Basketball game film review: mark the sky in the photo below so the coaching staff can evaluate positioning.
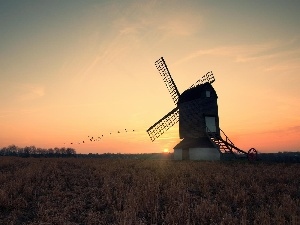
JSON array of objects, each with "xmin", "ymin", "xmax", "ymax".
[{"xmin": 0, "ymin": 0, "xmax": 300, "ymax": 154}]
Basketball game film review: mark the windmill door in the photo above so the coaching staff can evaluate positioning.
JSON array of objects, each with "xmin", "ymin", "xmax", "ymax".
[{"xmin": 205, "ymin": 116, "xmax": 216, "ymax": 132}]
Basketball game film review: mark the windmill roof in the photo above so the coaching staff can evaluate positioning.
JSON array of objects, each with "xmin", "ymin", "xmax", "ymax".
[
  {"xmin": 178, "ymin": 82, "xmax": 216, "ymax": 104},
  {"xmin": 173, "ymin": 137, "xmax": 215, "ymax": 149}
]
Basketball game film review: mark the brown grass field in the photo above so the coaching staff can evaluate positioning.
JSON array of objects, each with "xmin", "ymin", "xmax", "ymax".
[{"xmin": 0, "ymin": 157, "xmax": 299, "ymax": 224}]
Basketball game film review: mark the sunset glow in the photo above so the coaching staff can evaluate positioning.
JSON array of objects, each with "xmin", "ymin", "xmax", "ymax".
[
  {"xmin": 0, "ymin": 1, "xmax": 299, "ymax": 153},
  {"xmin": 163, "ymin": 149, "xmax": 170, "ymax": 153}
]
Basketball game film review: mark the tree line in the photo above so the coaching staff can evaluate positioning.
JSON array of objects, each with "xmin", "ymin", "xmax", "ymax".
[
  {"xmin": 0, "ymin": 145, "xmax": 173, "ymax": 160},
  {"xmin": 0, "ymin": 145, "xmax": 76, "ymax": 158}
]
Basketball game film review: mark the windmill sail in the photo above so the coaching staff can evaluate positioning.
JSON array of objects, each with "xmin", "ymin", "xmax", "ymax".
[
  {"xmin": 189, "ymin": 71, "xmax": 215, "ymax": 89},
  {"xmin": 147, "ymin": 107, "xmax": 179, "ymax": 142},
  {"xmin": 155, "ymin": 57, "xmax": 180, "ymax": 104}
]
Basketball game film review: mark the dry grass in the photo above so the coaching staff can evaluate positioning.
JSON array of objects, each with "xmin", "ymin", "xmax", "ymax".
[{"xmin": 0, "ymin": 157, "xmax": 299, "ymax": 224}]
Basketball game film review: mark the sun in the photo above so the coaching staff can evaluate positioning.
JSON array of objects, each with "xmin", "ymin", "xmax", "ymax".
[{"xmin": 163, "ymin": 148, "xmax": 169, "ymax": 153}]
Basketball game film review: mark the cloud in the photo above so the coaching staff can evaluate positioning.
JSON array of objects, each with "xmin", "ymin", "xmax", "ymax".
[
  {"xmin": 76, "ymin": 0, "xmax": 204, "ymax": 81},
  {"xmin": 19, "ymin": 84, "xmax": 45, "ymax": 101},
  {"xmin": 0, "ymin": 110, "xmax": 16, "ymax": 118},
  {"xmin": 114, "ymin": 1, "xmax": 203, "ymax": 39},
  {"xmin": 174, "ymin": 41, "xmax": 281, "ymax": 65},
  {"xmin": 289, "ymin": 125, "xmax": 300, "ymax": 133},
  {"xmin": 264, "ymin": 59, "xmax": 300, "ymax": 72},
  {"xmin": 255, "ymin": 125, "xmax": 300, "ymax": 135},
  {"xmin": 156, "ymin": 12, "xmax": 203, "ymax": 37},
  {"xmin": 237, "ymin": 38, "xmax": 300, "ymax": 64},
  {"xmin": 174, "ymin": 37, "xmax": 300, "ymax": 68}
]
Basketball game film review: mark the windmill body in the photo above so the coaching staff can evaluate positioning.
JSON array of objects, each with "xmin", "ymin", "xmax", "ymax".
[
  {"xmin": 174, "ymin": 82, "xmax": 221, "ymax": 160},
  {"xmin": 178, "ymin": 82, "xmax": 220, "ymax": 139},
  {"xmin": 147, "ymin": 57, "xmax": 257, "ymax": 161}
]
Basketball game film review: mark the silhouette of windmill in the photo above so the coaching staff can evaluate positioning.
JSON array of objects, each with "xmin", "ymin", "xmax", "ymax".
[{"xmin": 147, "ymin": 57, "xmax": 257, "ymax": 160}]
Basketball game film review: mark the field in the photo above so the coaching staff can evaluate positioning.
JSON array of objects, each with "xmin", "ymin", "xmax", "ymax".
[{"xmin": 0, "ymin": 157, "xmax": 299, "ymax": 224}]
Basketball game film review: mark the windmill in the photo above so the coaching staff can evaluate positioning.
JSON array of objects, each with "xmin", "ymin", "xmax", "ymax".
[{"xmin": 147, "ymin": 57, "xmax": 257, "ymax": 160}]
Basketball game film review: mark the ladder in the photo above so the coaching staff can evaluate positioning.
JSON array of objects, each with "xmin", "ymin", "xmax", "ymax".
[{"xmin": 206, "ymin": 127, "xmax": 249, "ymax": 158}]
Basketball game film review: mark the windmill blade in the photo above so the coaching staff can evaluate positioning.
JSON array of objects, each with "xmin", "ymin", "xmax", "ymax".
[
  {"xmin": 189, "ymin": 71, "xmax": 215, "ymax": 89},
  {"xmin": 155, "ymin": 57, "xmax": 180, "ymax": 104},
  {"xmin": 147, "ymin": 107, "xmax": 179, "ymax": 142}
]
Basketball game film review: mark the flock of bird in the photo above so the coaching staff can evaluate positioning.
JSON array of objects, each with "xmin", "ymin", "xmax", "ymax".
[{"xmin": 65, "ymin": 129, "xmax": 136, "ymax": 145}]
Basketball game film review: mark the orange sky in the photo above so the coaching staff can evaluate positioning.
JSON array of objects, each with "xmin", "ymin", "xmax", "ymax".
[{"xmin": 0, "ymin": 1, "xmax": 300, "ymax": 153}]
